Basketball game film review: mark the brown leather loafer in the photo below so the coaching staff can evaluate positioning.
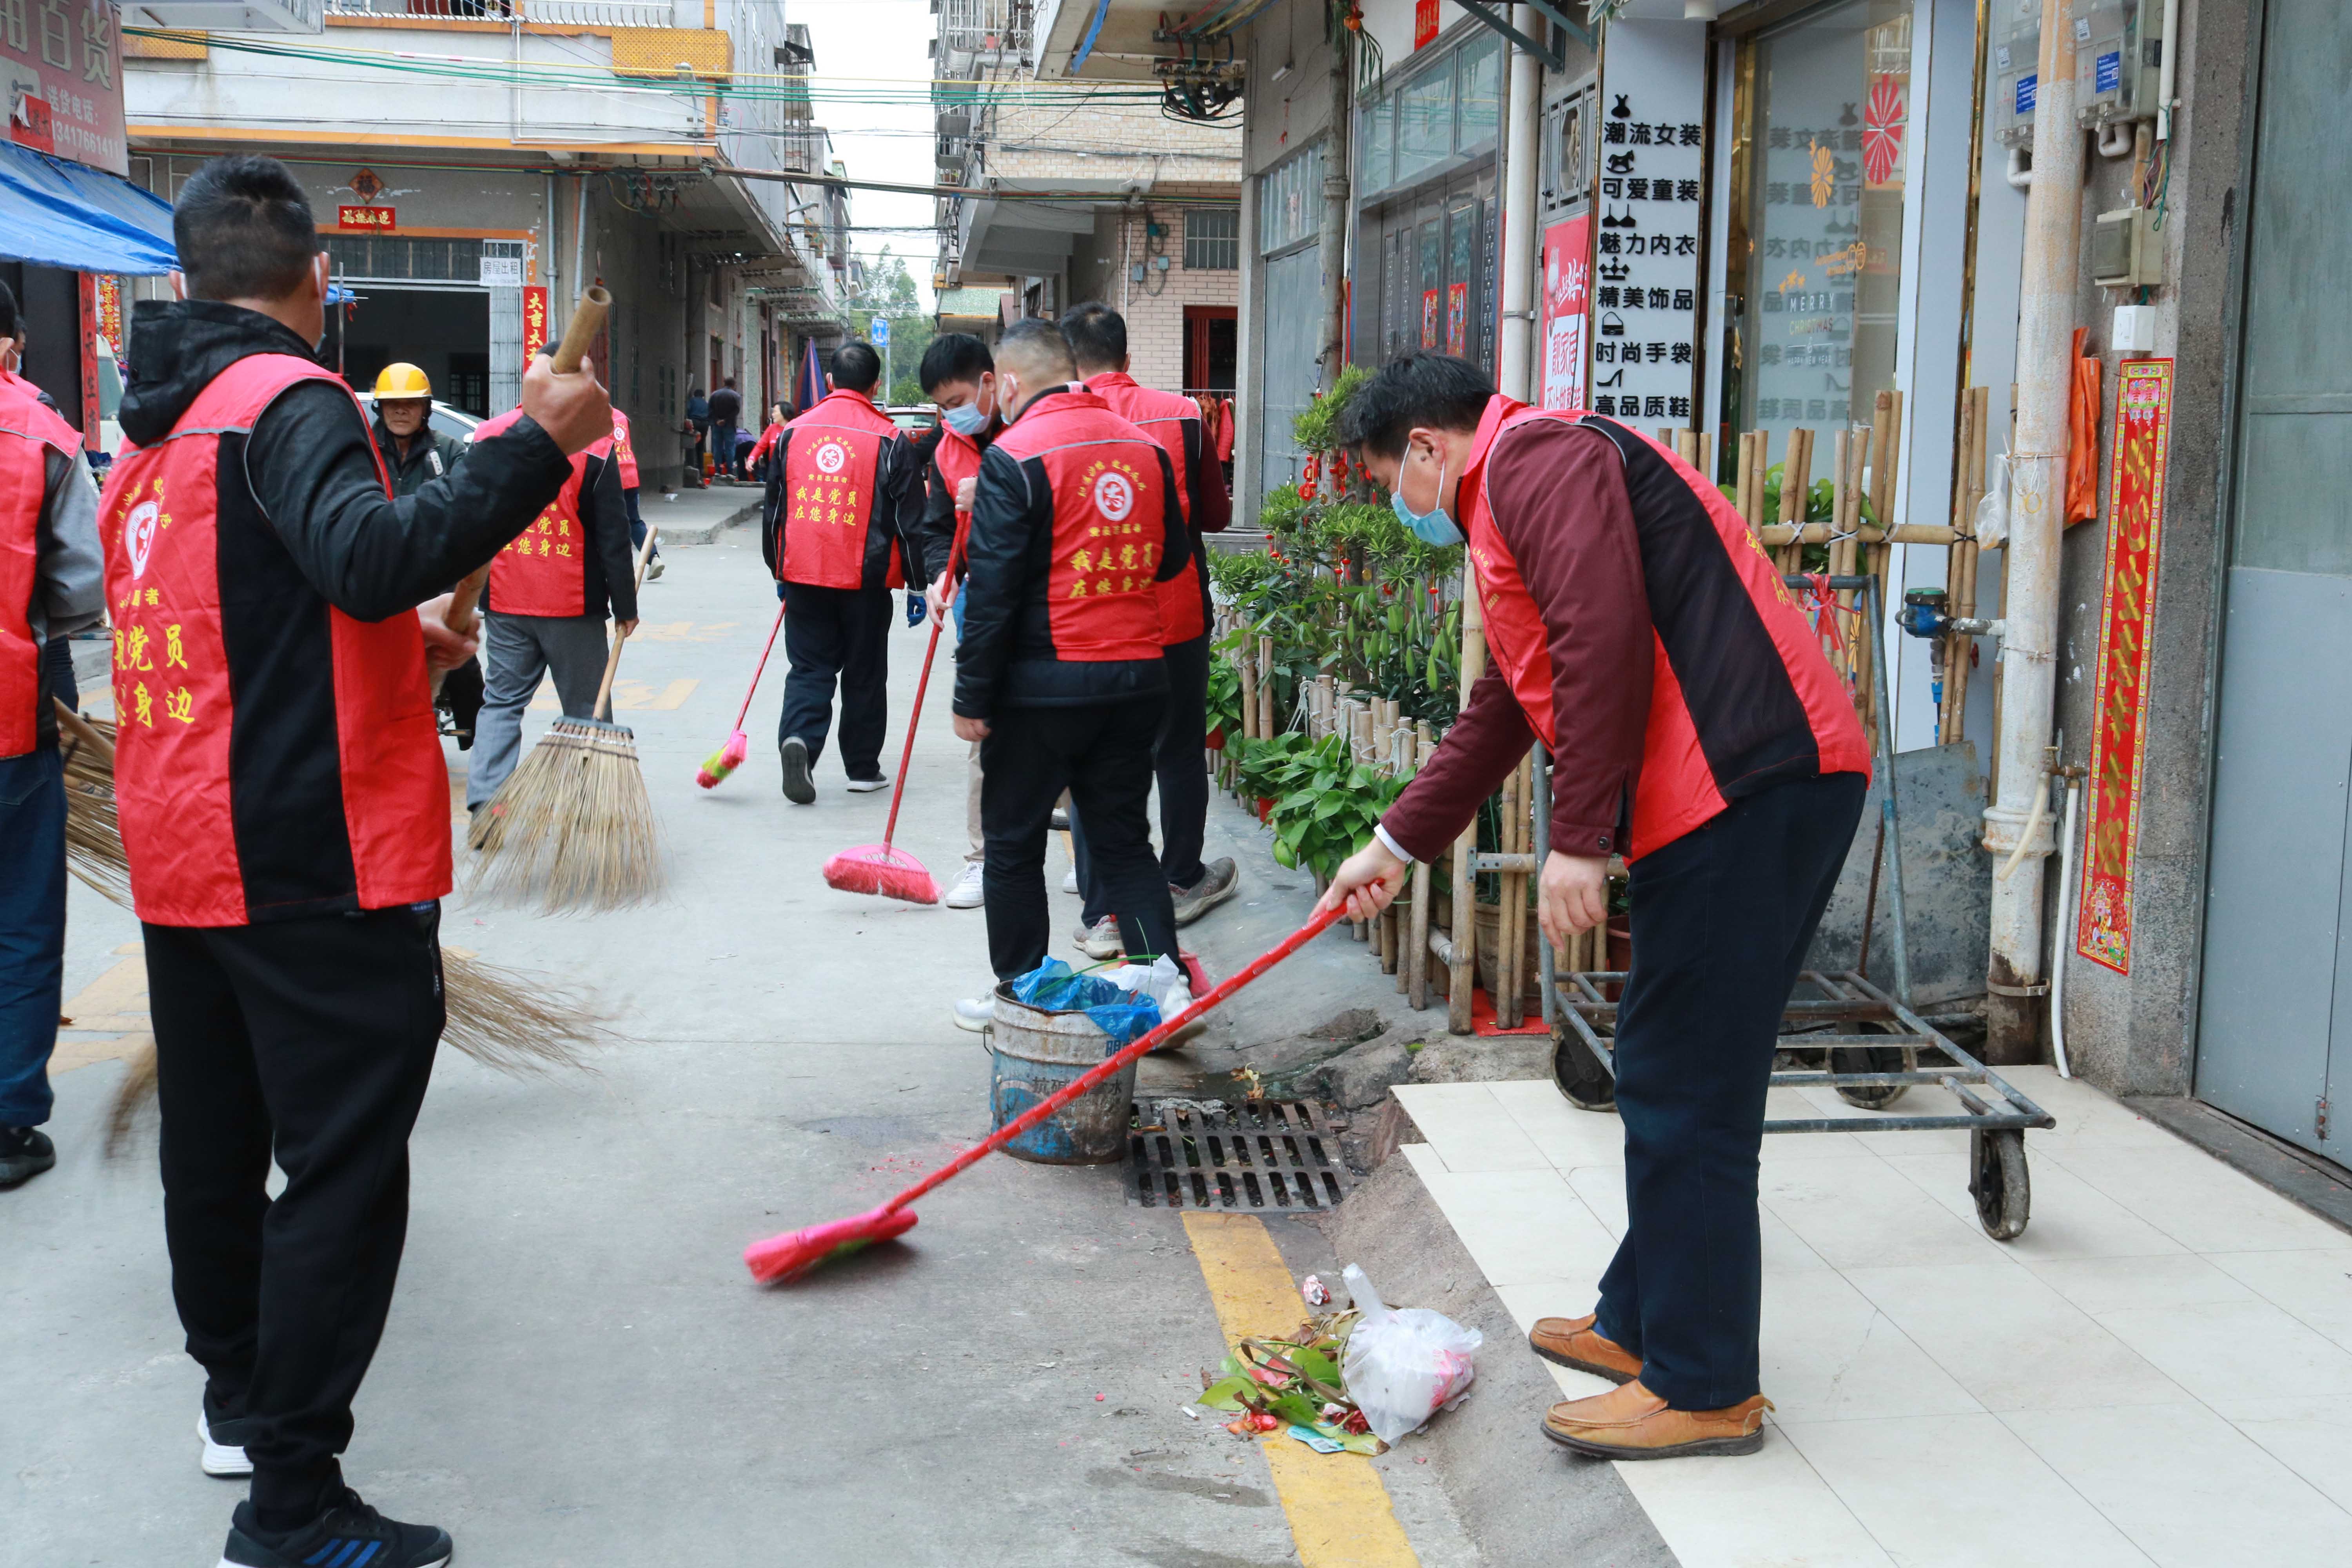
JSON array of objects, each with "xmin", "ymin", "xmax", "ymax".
[
  {"xmin": 1526, "ymin": 1314, "xmax": 1642, "ymax": 1385},
  {"xmin": 1541, "ymin": 1378, "xmax": 1773, "ymax": 1459}
]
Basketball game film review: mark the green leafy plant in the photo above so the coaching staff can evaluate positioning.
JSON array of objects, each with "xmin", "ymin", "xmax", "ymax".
[
  {"xmin": 1291, "ymin": 363, "xmax": 1375, "ymax": 455},
  {"xmin": 1205, "ymin": 654, "xmax": 1243, "ymax": 744},
  {"xmin": 1242, "ymin": 733, "xmax": 1412, "ymax": 880}
]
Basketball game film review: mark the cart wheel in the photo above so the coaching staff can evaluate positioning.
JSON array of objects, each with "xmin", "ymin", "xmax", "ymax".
[
  {"xmin": 1554, "ymin": 1028, "xmax": 1617, "ymax": 1114},
  {"xmin": 1969, "ymin": 1129, "xmax": 2031, "ymax": 1240},
  {"xmin": 1831, "ymin": 1043, "xmax": 1910, "ymax": 1110}
]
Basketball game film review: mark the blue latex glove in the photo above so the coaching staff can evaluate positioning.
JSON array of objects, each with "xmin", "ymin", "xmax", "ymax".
[
  {"xmin": 776, "ymin": 581, "xmax": 786, "ymax": 602},
  {"xmin": 906, "ymin": 592, "xmax": 927, "ymax": 628}
]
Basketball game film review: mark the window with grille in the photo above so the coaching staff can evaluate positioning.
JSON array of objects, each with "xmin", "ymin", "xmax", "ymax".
[{"xmin": 1183, "ymin": 208, "xmax": 1239, "ymax": 270}]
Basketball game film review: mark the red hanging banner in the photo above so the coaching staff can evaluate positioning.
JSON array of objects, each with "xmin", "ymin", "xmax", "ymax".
[
  {"xmin": 1538, "ymin": 214, "xmax": 1592, "ymax": 410},
  {"xmin": 522, "ymin": 286, "xmax": 550, "ymax": 368},
  {"xmin": 2074, "ymin": 358, "xmax": 2173, "ymax": 976},
  {"xmin": 1413, "ymin": 0, "xmax": 1439, "ymax": 50}
]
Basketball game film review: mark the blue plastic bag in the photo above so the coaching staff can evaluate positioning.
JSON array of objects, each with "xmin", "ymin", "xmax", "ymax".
[{"xmin": 1009, "ymin": 958, "xmax": 1163, "ymax": 1049}]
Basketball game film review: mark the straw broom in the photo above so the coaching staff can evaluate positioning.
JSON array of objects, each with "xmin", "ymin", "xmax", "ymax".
[
  {"xmin": 54, "ymin": 702, "xmax": 130, "ymax": 905},
  {"xmin": 466, "ymin": 525, "xmax": 661, "ymax": 912}
]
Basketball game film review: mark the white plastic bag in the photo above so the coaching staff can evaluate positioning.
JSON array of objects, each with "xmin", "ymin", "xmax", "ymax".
[
  {"xmin": 1975, "ymin": 445, "xmax": 2011, "ymax": 550},
  {"xmin": 1105, "ymin": 955, "xmax": 1189, "ymax": 1013},
  {"xmin": 1339, "ymin": 1264, "xmax": 1482, "ymax": 1444}
]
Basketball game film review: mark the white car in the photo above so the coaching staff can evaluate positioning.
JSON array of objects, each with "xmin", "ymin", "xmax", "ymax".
[{"xmin": 357, "ymin": 394, "xmax": 483, "ymax": 444}]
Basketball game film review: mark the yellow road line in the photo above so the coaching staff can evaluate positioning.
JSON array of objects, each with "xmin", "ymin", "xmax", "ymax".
[{"xmin": 1183, "ymin": 1212, "xmax": 1420, "ymax": 1568}]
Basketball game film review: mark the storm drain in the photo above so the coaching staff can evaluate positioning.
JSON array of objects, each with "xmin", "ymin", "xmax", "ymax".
[{"xmin": 1125, "ymin": 1099, "xmax": 1352, "ymax": 1211}]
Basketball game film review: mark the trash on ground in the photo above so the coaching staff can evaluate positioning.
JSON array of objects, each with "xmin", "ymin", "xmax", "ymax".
[
  {"xmin": 1287, "ymin": 1425, "xmax": 1345, "ymax": 1453},
  {"xmin": 1339, "ymin": 1263, "xmax": 1481, "ymax": 1445},
  {"xmin": 1009, "ymin": 958, "xmax": 1162, "ymax": 1046},
  {"xmin": 1197, "ymin": 1308, "xmax": 1382, "ymax": 1455},
  {"xmin": 1301, "ymin": 1273, "xmax": 1331, "ymax": 1307}
]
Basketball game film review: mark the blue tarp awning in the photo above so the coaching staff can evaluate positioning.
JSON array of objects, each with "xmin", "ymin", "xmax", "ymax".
[{"xmin": 0, "ymin": 141, "xmax": 176, "ymax": 276}]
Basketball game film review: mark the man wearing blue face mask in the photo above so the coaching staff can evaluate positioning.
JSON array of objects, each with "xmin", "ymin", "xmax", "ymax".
[
  {"xmin": 1318, "ymin": 353, "xmax": 1869, "ymax": 1466},
  {"xmin": 915, "ymin": 333, "xmax": 1002, "ymax": 911}
]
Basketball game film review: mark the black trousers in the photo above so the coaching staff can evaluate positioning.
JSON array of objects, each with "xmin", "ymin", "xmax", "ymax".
[
  {"xmin": 981, "ymin": 700, "xmax": 1178, "ymax": 981},
  {"xmin": 779, "ymin": 581, "xmax": 892, "ymax": 779},
  {"xmin": 1593, "ymin": 770, "xmax": 1866, "ymax": 1411},
  {"xmin": 145, "ymin": 903, "xmax": 445, "ymax": 1523},
  {"xmin": 1067, "ymin": 634, "xmax": 1210, "ymax": 923}
]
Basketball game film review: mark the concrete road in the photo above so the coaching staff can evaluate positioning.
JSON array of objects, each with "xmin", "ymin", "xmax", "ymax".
[{"xmin": 4, "ymin": 531, "xmax": 1483, "ymax": 1566}]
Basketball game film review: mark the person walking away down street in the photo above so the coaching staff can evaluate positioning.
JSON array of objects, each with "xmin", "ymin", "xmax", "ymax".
[
  {"xmin": 683, "ymin": 385, "xmax": 709, "ymax": 486},
  {"xmin": 97, "ymin": 154, "xmax": 610, "ymax": 1568},
  {"xmin": 915, "ymin": 332, "xmax": 1001, "ymax": 911},
  {"xmin": 762, "ymin": 341, "xmax": 922, "ymax": 803},
  {"xmin": 0, "ymin": 278, "xmax": 104, "ymax": 1190},
  {"xmin": 609, "ymin": 404, "xmax": 660, "ymax": 579},
  {"xmin": 708, "ymin": 376, "xmax": 743, "ymax": 481},
  {"xmin": 369, "ymin": 362, "xmax": 485, "ymax": 751},
  {"xmin": 1058, "ymin": 303, "xmax": 1237, "ymax": 960},
  {"xmin": 947, "ymin": 318, "xmax": 1188, "ymax": 1031},
  {"xmin": 1316, "ymin": 353, "xmax": 1868, "ymax": 1462},
  {"xmin": 464, "ymin": 393, "xmax": 639, "ymax": 826}
]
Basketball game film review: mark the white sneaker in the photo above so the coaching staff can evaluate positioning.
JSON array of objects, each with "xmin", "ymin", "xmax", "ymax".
[
  {"xmin": 1073, "ymin": 916, "xmax": 1124, "ymax": 961},
  {"xmin": 1061, "ymin": 866, "xmax": 1080, "ymax": 895},
  {"xmin": 953, "ymin": 995, "xmax": 995, "ymax": 1032},
  {"xmin": 198, "ymin": 1406, "xmax": 252, "ymax": 1478},
  {"xmin": 944, "ymin": 862, "xmax": 986, "ymax": 909},
  {"xmin": 845, "ymin": 773, "xmax": 891, "ymax": 793}
]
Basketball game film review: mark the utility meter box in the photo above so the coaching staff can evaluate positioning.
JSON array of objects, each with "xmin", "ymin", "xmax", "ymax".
[
  {"xmin": 1992, "ymin": 0, "xmax": 2044, "ymax": 151},
  {"xmin": 2076, "ymin": 0, "xmax": 2167, "ymax": 126},
  {"xmin": 2092, "ymin": 207, "xmax": 2164, "ymax": 288}
]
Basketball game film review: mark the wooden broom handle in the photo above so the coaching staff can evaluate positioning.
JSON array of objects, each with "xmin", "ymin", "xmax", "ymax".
[
  {"xmin": 550, "ymin": 285, "xmax": 610, "ymax": 375},
  {"xmin": 53, "ymin": 698, "xmax": 114, "ymax": 765},
  {"xmin": 592, "ymin": 525, "xmax": 659, "ymax": 722}
]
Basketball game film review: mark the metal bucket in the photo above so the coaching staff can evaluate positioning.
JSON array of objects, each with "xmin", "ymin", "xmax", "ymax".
[{"xmin": 988, "ymin": 983, "xmax": 1136, "ymax": 1165}]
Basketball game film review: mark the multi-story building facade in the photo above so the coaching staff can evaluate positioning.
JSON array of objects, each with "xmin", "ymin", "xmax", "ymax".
[
  {"xmin": 120, "ymin": 1, "xmax": 853, "ymax": 486},
  {"xmin": 931, "ymin": 0, "xmax": 1242, "ymax": 418}
]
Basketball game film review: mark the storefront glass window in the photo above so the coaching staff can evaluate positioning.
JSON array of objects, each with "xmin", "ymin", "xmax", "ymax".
[
  {"xmin": 1731, "ymin": 0, "xmax": 1911, "ymax": 442},
  {"xmin": 1360, "ymin": 91, "xmax": 1395, "ymax": 195},
  {"xmin": 1396, "ymin": 61, "xmax": 1455, "ymax": 185},
  {"xmin": 1457, "ymin": 34, "xmax": 1502, "ymax": 151},
  {"xmin": 1258, "ymin": 142, "xmax": 1325, "ymax": 255}
]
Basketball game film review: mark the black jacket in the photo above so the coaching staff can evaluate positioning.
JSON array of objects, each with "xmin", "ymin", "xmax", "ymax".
[
  {"xmin": 916, "ymin": 420, "xmax": 992, "ymax": 586},
  {"xmin": 370, "ymin": 417, "xmax": 468, "ymax": 501},
  {"xmin": 120, "ymin": 299, "xmax": 572, "ymax": 623}
]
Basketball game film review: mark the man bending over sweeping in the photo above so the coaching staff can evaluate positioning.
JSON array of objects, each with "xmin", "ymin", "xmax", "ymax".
[
  {"xmin": 96, "ymin": 153, "xmax": 612, "ymax": 1568},
  {"xmin": 948, "ymin": 318, "xmax": 1190, "ymax": 1031},
  {"xmin": 1317, "ymin": 353, "xmax": 1867, "ymax": 1463}
]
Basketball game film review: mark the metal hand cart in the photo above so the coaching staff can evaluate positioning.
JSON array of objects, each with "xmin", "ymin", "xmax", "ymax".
[{"xmin": 1534, "ymin": 575, "xmax": 2056, "ymax": 1240}]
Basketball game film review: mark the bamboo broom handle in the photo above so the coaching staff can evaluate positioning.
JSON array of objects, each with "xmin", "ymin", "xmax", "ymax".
[
  {"xmin": 53, "ymin": 698, "xmax": 114, "ymax": 765},
  {"xmin": 549, "ymin": 285, "xmax": 610, "ymax": 374},
  {"xmin": 591, "ymin": 525, "xmax": 659, "ymax": 722}
]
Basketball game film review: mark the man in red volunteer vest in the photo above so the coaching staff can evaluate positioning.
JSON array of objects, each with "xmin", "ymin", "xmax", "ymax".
[
  {"xmin": 1060, "ymin": 303, "xmax": 1238, "ymax": 958},
  {"xmin": 610, "ymin": 404, "xmax": 661, "ymax": 579},
  {"xmin": 0, "ymin": 278, "xmax": 104, "ymax": 1191},
  {"xmin": 98, "ymin": 155, "xmax": 608, "ymax": 1568},
  {"xmin": 947, "ymin": 319, "xmax": 1191, "ymax": 1029},
  {"xmin": 463, "ymin": 391, "xmax": 638, "ymax": 822},
  {"xmin": 762, "ymin": 340, "xmax": 921, "ymax": 803},
  {"xmin": 1320, "ymin": 354, "xmax": 1869, "ymax": 1462},
  {"xmin": 913, "ymin": 332, "xmax": 1001, "ymax": 911}
]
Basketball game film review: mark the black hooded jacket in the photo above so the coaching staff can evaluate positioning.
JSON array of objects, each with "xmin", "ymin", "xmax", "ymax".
[{"xmin": 119, "ymin": 300, "xmax": 572, "ymax": 622}]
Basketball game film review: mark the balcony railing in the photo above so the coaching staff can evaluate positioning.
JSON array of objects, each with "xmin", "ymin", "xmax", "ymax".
[
  {"xmin": 938, "ymin": 0, "xmax": 1031, "ymax": 58},
  {"xmin": 323, "ymin": 0, "xmax": 680, "ymax": 25}
]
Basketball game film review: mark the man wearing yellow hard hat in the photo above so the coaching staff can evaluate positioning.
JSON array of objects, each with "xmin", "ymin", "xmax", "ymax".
[{"xmin": 370, "ymin": 363, "xmax": 481, "ymax": 746}]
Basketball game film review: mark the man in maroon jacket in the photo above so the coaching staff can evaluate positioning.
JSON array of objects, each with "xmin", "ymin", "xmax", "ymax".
[{"xmin": 1319, "ymin": 354, "xmax": 1869, "ymax": 1462}]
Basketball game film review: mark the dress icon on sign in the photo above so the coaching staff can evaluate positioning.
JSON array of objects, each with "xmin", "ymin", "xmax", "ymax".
[{"xmin": 1610, "ymin": 93, "xmax": 1632, "ymax": 119}]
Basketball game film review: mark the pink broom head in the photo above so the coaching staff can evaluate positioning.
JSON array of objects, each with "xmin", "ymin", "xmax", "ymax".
[
  {"xmin": 744, "ymin": 1204, "xmax": 919, "ymax": 1283},
  {"xmin": 821, "ymin": 844, "xmax": 940, "ymax": 905},
  {"xmin": 695, "ymin": 729, "xmax": 750, "ymax": 789}
]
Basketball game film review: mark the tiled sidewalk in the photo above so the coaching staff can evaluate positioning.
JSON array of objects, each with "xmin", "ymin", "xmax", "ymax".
[{"xmin": 1391, "ymin": 1071, "xmax": 2352, "ymax": 1567}]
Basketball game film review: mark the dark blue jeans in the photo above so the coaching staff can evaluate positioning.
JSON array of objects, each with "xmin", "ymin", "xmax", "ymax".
[
  {"xmin": 1593, "ymin": 770, "xmax": 1866, "ymax": 1411},
  {"xmin": 0, "ymin": 746, "xmax": 67, "ymax": 1129}
]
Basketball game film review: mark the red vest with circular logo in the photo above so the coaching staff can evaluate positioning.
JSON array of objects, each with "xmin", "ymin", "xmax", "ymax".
[
  {"xmin": 609, "ymin": 407, "xmax": 640, "ymax": 489},
  {"xmin": 0, "ymin": 373, "xmax": 81, "ymax": 757},
  {"xmin": 475, "ymin": 405, "xmax": 594, "ymax": 617},
  {"xmin": 1086, "ymin": 371, "xmax": 1207, "ymax": 645},
  {"xmin": 993, "ymin": 386, "xmax": 1169, "ymax": 662},
  {"xmin": 97, "ymin": 353, "xmax": 450, "ymax": 927},
  {"xmin": 780, "ymin": 390, "xmax": 899, "ymax": 590},
  {"xmin": 1461, "ymin": 396, "xmax": 1870, "ymax": 859}
]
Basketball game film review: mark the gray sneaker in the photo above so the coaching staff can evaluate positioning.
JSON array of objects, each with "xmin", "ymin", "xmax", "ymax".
[
  {"xmin": 1073, "ymin": 916, "xmax": 1124, "ymax": 960},
  {"xmin": 1171, "ymin": 858, "xmax": 1239, "ymax": 927},
  {"xmin": 779, "ymin": 736, "xmax": 815, "ymax": 804}
]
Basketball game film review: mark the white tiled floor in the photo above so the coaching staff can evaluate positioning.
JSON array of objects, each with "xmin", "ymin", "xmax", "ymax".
[{"xmin": 1391, "ymin": 1071, "xmax": 2352, "ymax": 1568}]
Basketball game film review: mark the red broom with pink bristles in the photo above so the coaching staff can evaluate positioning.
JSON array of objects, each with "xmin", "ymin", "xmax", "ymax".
[
  {"xmin": 820, "ymin": 548, "xmax": 961, "ymax": 904},
  {"xmin": 743, "ymin": 906, "xmax": 1345, "ymax": 1283},
  {"xmin": 697, "ymin": 598, "xmax": 786, "ymax": 789}
]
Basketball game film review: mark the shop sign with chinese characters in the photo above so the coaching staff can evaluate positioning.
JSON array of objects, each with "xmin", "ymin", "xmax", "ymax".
[
  {"xmin": 522, "ymin": 286, "xmax": 549, "ymax": 366},
  {"xmin": 1590, "ymin": 20, "xmax": 1706, "ymax": 428},
  {"xmin": 4, "ymin": 0, "xmax": 128, "ymax": 175},
  {"xmin": 1538, "ymin": 214, "xmax": 1590, "ymax": 411},
  {"xmin": 337, "ymin": 204, "xmax": 396, "ymax": 232},
  {"xmin": 2075, "ymin": 359, "xmax": 2173, "ymax": 976}
]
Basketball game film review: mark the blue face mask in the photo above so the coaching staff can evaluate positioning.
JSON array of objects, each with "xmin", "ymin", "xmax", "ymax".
[
  {"xmin": 942, "ymin": 401, "xmax": 989, "ymax": 437},
  {"xmin": 1391, "ymin": 452, "xmax": 1461, "ymax": 546}
]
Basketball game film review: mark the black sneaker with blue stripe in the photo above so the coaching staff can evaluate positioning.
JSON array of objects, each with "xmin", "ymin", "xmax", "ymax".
[{"xmin": 218, "ymin": 1489, "xmax": 450, "ymax": 1568}]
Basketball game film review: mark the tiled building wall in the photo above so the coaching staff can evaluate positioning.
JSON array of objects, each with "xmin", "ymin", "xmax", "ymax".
[{"xmin": 1065, "ymin": 206, "xmax": 1243, "ymax": 392}]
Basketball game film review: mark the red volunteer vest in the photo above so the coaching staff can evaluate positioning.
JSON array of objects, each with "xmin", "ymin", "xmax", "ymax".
[
  {"xmin": 97, "ymin": 353, "xmax": 450, "ymax": 926},
  {"xmin": 779, "ymin": 389, "xmax": 900, "ymax": 590},
  {"xmin": 1086, "ymin": 371, "xmax": 1206, "ymax": 645},
  {"xmin": 476, "ymin": 406, "xmax": 592, "ymax": 617},
  {"xmin": 610, "ymin": 407, "xmax": 639, "ymax": 489},
  {"xmin": 0, "ymin": 373, "xmax": 80, "ymax": 756},
  {"xmin": 993, "ymin": 386, "xmax": 1169, "ymax": 662},
  {"xmin": 934, "ymin": 419, "xmax": 985, "ymax": 571},
  {"xmin": 1461, "ymin": 396, "xmax": 1870, "ymax": 859}
]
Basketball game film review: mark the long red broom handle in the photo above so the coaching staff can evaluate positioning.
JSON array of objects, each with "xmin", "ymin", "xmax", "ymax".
[
  {"xmin": 878, "ymin": 539, "xmax": 963, "ymax": 851},
  {"xmin": 730, "ymin": 599, "xmax": 788, "ymax": 731},
  {"xmin": 879, "ymin": 905, "xmax": 1345, "ymax": 1214}
]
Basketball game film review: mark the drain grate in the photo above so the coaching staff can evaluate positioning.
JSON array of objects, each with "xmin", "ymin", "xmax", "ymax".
[{"xmin": 1125, "ymin": 1099, "xmax": 1353, "ymax": 1211}]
